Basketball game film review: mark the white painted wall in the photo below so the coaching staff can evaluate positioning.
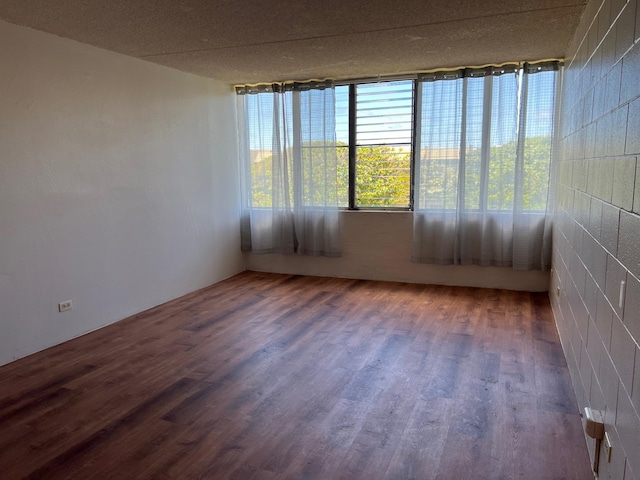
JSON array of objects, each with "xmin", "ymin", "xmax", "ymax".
[
  {"xmin": 0, "ymin": 21, "xmax": 244, "ymax": 366},
  {"xmin": 248, "ymin": 211, "xmax": 550, "ymax": 291}
]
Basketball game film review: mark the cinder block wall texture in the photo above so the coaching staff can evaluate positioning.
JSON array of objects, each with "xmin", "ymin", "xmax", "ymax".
[{"xmin": 551, "ymin": 0, "xmax": 640, "ymax": 478}]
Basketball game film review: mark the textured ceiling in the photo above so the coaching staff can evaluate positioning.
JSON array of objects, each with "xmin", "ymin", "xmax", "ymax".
[{"xmin": 0, "ymin": 0, "xmax": 586, "ymax": 85}]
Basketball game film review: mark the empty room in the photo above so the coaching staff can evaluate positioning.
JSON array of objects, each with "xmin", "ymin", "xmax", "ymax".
[{"xmin": 1, "ymin": 0, "xmax": 639, "ymax": 478}]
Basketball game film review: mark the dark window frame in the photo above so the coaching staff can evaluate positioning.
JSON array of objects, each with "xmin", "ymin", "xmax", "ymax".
[{"xmin": 337, "ymin": 79, "xmax": 417, "ymax": 211}]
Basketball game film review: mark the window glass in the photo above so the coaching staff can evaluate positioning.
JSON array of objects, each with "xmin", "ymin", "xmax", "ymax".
[{"xmin": 355, "ymin": 81, "xmax": 413, "ymax": 208}]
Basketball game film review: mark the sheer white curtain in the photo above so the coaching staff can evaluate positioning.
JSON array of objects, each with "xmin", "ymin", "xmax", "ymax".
[
  {"xmin": 412, "ymin": 64, "xmax": 560, "ymax": 270},
  {"xmin": 237, "ymin": 82, "xmax": 340, "ymax": 257}
]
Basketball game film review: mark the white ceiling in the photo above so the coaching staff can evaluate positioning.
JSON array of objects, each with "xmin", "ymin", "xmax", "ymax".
[{"xmin": 0, "ymin": 0, "xmax": 586, "ymax": 85}]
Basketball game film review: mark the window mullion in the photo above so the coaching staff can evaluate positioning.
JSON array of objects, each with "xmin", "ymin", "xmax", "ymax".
[
  {"xmin": 348, "ymin": 84, "xmax": 357, "ymax": 210},
  {"xmin": 410, "ymin": 80, "xmax": 421, "ymax": 211}
]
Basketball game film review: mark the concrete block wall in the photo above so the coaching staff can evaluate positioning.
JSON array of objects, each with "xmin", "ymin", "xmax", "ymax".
[{"xmin": 551, "ymin": 0, "xmax": 640, "ymax": 478}]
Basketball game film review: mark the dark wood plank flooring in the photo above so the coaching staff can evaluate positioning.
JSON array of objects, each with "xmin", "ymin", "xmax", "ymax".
[{"xmin": 0, "ymin": 272, "xmax": 592, "ymax": 479}]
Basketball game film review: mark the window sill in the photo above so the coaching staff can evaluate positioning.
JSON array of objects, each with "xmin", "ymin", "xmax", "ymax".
[{"xmin": 339, "ymin": 208, "xmax": 412, "ymax": 214}]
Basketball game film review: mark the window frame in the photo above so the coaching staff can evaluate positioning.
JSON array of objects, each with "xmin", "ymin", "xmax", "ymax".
[{"xmin": 337, "ymin": 78, "xmax": 418, "ymax": 211}]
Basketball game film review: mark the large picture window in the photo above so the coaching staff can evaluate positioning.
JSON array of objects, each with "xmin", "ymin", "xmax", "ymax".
[{"xmin": 236, "ymin": 62, "xmax": 561, "ymax": 269}]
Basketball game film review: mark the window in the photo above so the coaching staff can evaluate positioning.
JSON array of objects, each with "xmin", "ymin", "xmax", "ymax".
[
  {"xmin": 414, "ymin": 67, "xmax": 558, "ymax": 215},
  {"xmin": 241, "ymin": 85, "xmax": 339, "ymax": 209},
  {"xmin": 238, "ymin": 62, "xmax": 559, "ymax": 216},
  {"xmin": 336, "ymin": 81, "xmax": 415, "ymax": 209}
]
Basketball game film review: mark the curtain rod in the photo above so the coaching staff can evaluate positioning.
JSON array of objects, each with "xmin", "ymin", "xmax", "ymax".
[{"xmin": 234, "ymin": 58, "xmax": 564, "ymax": 91}]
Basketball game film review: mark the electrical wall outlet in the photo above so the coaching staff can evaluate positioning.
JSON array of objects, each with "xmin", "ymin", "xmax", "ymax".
[
  {"xmin": 584, "ymin": 407, "xmax": 605, "ymax": 439},
  {"xmin": 58, "ymin": 300, "xmax": 72, "ymax": 312}
]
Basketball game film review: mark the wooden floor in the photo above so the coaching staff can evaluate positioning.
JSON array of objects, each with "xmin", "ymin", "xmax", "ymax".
[{"xmin": 0, "ymin": 272, "xmax": 592, "ymax": 479}]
